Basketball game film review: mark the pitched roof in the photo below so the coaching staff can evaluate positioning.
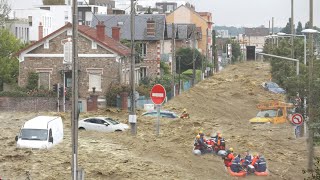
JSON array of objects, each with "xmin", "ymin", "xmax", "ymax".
[
  {"xmin": 93, "ymin": 14, "xmax": 166, "ymax": 41},
  {"xmin": 244, "ymin": 27, "xmax": 269, "ymax": 36},
  {"xmin": 78, "ymin": 25, "xmax": 130, "ymax": 55},
  {"xmin": 167, "ymin": 5, "xmax": 209, "ymax": 24},
  {"xmin": 16, "ymin": 23, "xmax": 130, "ymax": 56}
]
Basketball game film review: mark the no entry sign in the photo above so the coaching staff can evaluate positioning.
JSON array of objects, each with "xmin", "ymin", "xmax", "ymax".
[
  {"xmin": 291, "ymin": 113, "xmax": 303, "ymax": 126},
  {"xmin": 150, "ymin": 84, "xmax": 166, "ymax": 105}
]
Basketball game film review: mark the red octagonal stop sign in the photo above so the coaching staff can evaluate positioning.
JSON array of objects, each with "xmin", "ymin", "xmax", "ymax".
[{"xmin": 150, "ymin": 84, "xmax": 166, "ymax": 105}]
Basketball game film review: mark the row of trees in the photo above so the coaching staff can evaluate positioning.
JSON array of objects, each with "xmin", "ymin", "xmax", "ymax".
[{"xmin": 264, "ymin": 21, "xmax": 320, "ymax": 177}]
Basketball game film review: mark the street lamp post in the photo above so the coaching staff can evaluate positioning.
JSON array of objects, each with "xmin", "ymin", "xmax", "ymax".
[{"xmin": 302, "ymin": 28, "xmax": 320, "ymax": 171}]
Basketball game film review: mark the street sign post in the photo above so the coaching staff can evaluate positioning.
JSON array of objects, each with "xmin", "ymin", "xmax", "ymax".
[
  {"xmin": 150, "ymin": 84, "xmax": 166, "ymax": 136},
  {"xmin": 291, "ymin": 113, "xmax": 304, "ymax": 126}
]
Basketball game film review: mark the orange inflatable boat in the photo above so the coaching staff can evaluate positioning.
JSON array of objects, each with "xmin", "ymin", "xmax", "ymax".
[{"xmin": 227, "ymin": 167, "xmax": 246, "ymax": 177}]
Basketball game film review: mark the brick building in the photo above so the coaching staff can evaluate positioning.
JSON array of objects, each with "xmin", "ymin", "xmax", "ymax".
[{"xmin": 15, "ymin": 22, "xmax": 131, "ymax": 99}]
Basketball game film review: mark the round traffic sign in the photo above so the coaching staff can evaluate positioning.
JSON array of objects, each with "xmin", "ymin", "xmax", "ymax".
[
  {"xmin": 150, "ymin": 84, "xmax": 166, "ymax": 105},
  {"xmin": 291, "ymin": 113, "xmax": 303, "ymax": 125}
]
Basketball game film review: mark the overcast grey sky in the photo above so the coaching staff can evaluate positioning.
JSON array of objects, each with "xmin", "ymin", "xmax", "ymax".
[
  {"xmin": 187, "ymin": 0, "xmax": 319, "ymax": 28},
  {"xmin": 8, "ymin": 0, "xmax": 320, "ymax": 28}
]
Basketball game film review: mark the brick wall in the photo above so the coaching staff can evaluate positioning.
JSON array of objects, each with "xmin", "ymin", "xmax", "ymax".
[
  {"xmin": 141, "ymin": 41, "xmax": 160, "ymax": 78},
  {"xmin": 0, "ymin": 97, "xmax": 57, "ymax": 112},
  {"xmin": 19, "ymin": 31, "xmax": 121, "ymax": 98}
]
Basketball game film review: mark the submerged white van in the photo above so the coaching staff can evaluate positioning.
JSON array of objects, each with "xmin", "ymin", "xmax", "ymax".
[{"xmin": 15, "ymin": 116, "xmax": 64, "ymax": 149}]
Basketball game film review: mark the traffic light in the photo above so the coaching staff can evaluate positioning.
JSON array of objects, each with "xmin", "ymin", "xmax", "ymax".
[
  {"xmin": 53, "ymin": 84, "xmax": 58, "ymax": 93},
  {"xmin": 59, "ymin": 86, "xmax": 64, "ymax": 98}
]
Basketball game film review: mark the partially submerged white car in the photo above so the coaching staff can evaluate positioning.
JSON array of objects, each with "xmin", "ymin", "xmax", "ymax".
[{"xmin": 78, "ymin": 117, "xmax": 129, "ymax": 132}]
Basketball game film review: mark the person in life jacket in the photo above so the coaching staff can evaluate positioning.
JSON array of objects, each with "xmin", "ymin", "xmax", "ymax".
[
  {"xmin": 251, "ymin": 153, "xmax": 260, "ymax": 166},
  {"xmin": 254, "ymin": 155, "xmax": 267, "ymax": 172},
  {"xmin": 230, "ymin": 154, "xmax": 243, "ymax": 173},
  {"xmin": 224, "ymin": 148, "xmax": 235, "ymax": 167},
  {"xmin": 194, "ymin": 134, "xmax": 208, "ymax": 153},
  {"xmin": 241, "ymin": 151, "xmax": 253, "ymax": 168},
  {"xmin": 180, "ymin": 108, "xmax": 190, "ymax": 119},
  {"xmin": 199, "ymin": 130, "xmax": 206, "ymax": 143},
  {"xmin": 213, "ymin": 133, "xmax": 225, "ymax": 152}
]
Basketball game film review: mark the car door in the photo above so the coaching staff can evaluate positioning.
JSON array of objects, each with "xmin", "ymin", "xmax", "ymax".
[
  {"xmin": 101, "ymin": 119, "xmax": 114, "ymax": 132},
  {"xmin": 92, "ymin": 119, "xmax": 107, "ymax": 132}
]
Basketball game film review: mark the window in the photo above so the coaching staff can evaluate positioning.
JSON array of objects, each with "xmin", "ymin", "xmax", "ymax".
[
  {"xmin": 139, "ymin": 43, "xmax": 147, "ymax": 57},
  {"xmin": 64, "ymin": 11, "xmax": 68, "ymax": 21},
  {"xmin": 38, "ymin": 72, "xmax": 50, "ymax": 89},
  {"xmin": 63, "ymin": 41, "xmax": 72, "ymax": 64},
  {"xmin": 44, "ymin": 40, "xmax": 49, "ymax": 49},
  {"xmin": 140, "ymin": 67, "xmax": 147, "ymax": 79},
  {"xmin": 278, "ymin": 109, "xmax": 283, "ymax": 117},
  {"xmin": 146, "ymin": 20, "xmax": 155, "ymax": 36},
  {"xmin": 28, "ymin": 16, "xmax": 32, "ymax": 26},
  {"xmin": 91, "ymin": 41, "xmax": 97, "ymax": 49},
  {"xmin": 87, "ymin": 69, "xmax": 103, "ymax": 92}
]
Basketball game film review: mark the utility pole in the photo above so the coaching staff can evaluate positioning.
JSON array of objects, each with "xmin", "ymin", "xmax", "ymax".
[
  {"xmin": 291, "ymin": 0, "xmax": 294, "ymax": 58},
  {"xmin": 71, "ymin": 0, "xmax": 79, "ymax": 178},
  {"xmin": 192, "ymin": 26, "xmax": 196, "ymax": 86},
  {"xmin": 212, "ymin": 29, "xmax": 218, "ymax": 73},
  {"xmin": 307, "ymin": 0, "xmax": 314, "ymax": 172},
  {"xmin": 129, "ymin": 0, "xmax": 137, "ymax": 135},
  {"xmin": 178, "ymin": 56, "xmax": 181, "ymax": 94},
  {"xmin": 204, "ymin": 28, "xmax": 208, "ymax": 79},
  {"xmin": 171, "ymin": 23, "xmax": 175, "ymax": 97}
]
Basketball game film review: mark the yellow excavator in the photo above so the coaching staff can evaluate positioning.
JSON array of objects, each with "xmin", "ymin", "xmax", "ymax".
[{"xmin": 249, "ymin": 100, "xmax": 294, "ymax": 124}]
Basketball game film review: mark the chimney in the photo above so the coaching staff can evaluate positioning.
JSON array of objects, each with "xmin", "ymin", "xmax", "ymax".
[
  {"xmin": 38, "ymin": 22, "xmax": 43, "ymax": 40},
  {"xmin": 112, "ymin": 26, "xmax": 120, "ymax": 41},
  {"xmin": 96, "ymin": 21, "xmax": 105, "ymax": 41}
]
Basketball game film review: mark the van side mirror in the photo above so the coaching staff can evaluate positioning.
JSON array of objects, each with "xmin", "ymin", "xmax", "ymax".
[
  {"xmin": 15, "ymin": 136, "xmax": 18, "ymax": 141},
  {"xmin": 104, "ymin": 123, "xmax": 109, "ymax": 126},
  {"xmin": 264, "ymin": 113, "xmax": 270, "ymax": 117},
  {"xmin": 49, "ymin": 136, "xmax": 53, "ymax": 143}
]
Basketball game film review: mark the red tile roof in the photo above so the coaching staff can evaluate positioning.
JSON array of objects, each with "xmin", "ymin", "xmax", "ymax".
[{"xmin": 15, "ymin": 23, "xmax": 130, "ymax": 57}]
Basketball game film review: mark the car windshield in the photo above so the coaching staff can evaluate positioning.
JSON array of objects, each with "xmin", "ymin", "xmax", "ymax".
[
  {"xmin": 20, "ymin": 129, "xmax": 48, "ymax": 141},
  {"xmin": 256, "ymin": 110, "xmax": 277, "ymax": 118},
  {"xmin": 105, "ymin": 118, "xmax": 119, "ymax": 125},
  {"xmin": 267, "ymin": 82, "xmax": 279, "ymax": 88}
]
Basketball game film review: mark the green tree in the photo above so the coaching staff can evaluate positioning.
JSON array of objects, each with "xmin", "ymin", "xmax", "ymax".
[
  {"xmin": 281, "ymin": 18, "xmax": 293, "ymax": 34},
  {"xmin": 296, "ymin": 21, "xmax": 303, "ymax": 35},
  {"xmin": 0, "ymin": 0, "xmax": 11, "ymax": 27},
  {"xmin": 227, "ymin": 39, "xmax": 241, "ymax": 63},
  {"xmin": 175, "ymin": 47, "xmax": 204, "ymax": 73},
  {"xmin": 0, "ymin": 29, "xmax": 24, "ymax": 91},
  {"xmin": 42, "ymin": 0, "xmax": 65, "ymax": 5}
]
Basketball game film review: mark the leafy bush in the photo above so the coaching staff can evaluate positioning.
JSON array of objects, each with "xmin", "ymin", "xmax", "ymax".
[
  {"xmin": 136, "ymin": 84, "xmax": 151, "ymax": 96},
  {"xmin": 105, "ymin": 83, "xmax": 130, "ymax": 106},
  {"xmin": 26, "ymin": 72, "xmax": 39, "ymax": 90},
  {"xmin": 0, "ymin": 91, "xmax": 28, "ymax": 97},
  {"xmin": 303, "ymin": 157, "xmax": 320, "ymax": 179}
]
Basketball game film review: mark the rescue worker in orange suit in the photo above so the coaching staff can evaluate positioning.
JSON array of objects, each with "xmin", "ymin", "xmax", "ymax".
[
  {"xmin": 180, "ymin": 108, "xmax": 190, "ymax": 119},
  {"xmin": 213, "ymin": 133, "xmax": 225, "ymax": 152},
  {"xmin": 224, "ymin": 148, "xmax": 235, "ymax": 167},
  {"xmin": 251, "ymin": 153, "xmax": 260, "ymax": 166}
]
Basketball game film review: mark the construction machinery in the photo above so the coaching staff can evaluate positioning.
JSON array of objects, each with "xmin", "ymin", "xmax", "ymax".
[{"xmin": 249, "ymin": 100, "xmax": 294, "ymax": 124}]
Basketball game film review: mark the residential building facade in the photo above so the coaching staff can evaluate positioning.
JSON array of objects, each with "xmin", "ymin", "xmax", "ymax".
[
  {"xmin": 15, "ymin": 23, "xmax": 130, "ymax": 99},
  {"xmin": 166, "ymin": 5, "xmax": 213, "ymax": 59},
  {"xmin": 244, "ymin": 27, "xmax": 269, "ymax": 51}
]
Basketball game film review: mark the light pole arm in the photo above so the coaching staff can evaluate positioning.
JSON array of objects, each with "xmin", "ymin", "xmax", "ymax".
[{"xmin": 257, "ymin": 52, "xmax": 300, "ymax": 75}]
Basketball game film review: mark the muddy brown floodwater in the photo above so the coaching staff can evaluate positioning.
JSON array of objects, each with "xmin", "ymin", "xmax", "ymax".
[{"xmin": 0, "ymin": 61, "xmax": 319, "ymax": 180}]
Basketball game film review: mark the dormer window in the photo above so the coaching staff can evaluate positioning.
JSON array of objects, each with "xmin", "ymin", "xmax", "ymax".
[{"xmin": 146, "ymin": 18, "xmax": 155, "ymax": 36}]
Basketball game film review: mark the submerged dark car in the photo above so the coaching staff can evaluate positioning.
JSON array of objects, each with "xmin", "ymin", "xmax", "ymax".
[
  {"xmin": 142, "ymin": 110, "xmax": 179, "ymax": 118},
  {"xmin": 262, "ymin": 82, "xmax": 286, "ymax": 94}
]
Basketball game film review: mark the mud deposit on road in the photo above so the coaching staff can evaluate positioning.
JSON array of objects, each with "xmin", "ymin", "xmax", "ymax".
[{"xmin": 0, "ymin": 62, "xmax": 318, "ymax": 180}]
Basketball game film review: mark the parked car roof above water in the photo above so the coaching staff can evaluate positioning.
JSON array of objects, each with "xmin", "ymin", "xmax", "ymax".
[
  {"xmin": 262, "ymin": 81, "xmax": 286, "ymax": 94},
  {"xmin": 142, "ymin": 110, "xmax": 179, "ymax": 118}
]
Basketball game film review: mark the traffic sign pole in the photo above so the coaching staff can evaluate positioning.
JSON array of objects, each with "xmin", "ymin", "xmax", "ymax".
[
  {"xmin": 156, "ymin": 105, "xmax": 160, "ymax": 136},
  {"xmin": 150, "ymin": 84, "xmax": 166, "ymax": 136}
]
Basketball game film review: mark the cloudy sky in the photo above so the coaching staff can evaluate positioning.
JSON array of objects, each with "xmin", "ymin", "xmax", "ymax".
[
  {"xmin": 188, "ymin": 0, "xmax": 319, "ymax": 28},
  {"xmin": 8, "ymin": 0, "xmax": 320, "ymax": 28}
]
